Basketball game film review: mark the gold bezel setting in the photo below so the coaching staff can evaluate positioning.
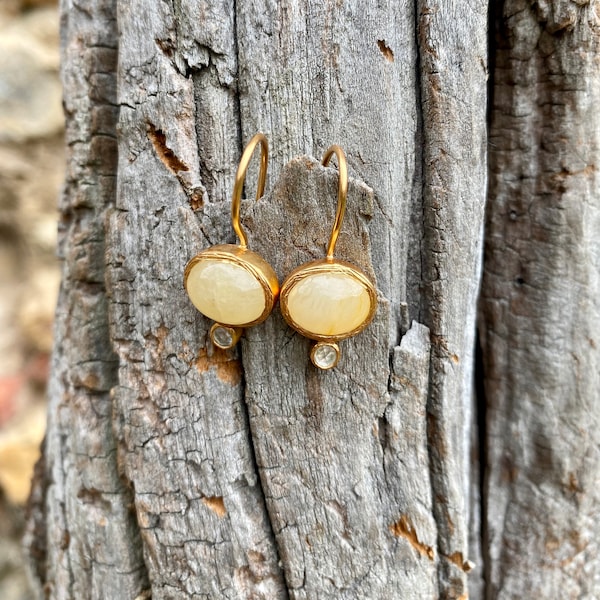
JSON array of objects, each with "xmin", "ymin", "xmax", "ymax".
[
  {"xmin": 310, "ymin": 342, "xmax": 340, "ymax": 370},
  {"xmin": 184, "ymin": 244, "xmax": 279, "ymax": 328},
  {"xmin": 209, "ymin": 323, "xmax": 242, "ymax": 350},
  {"xmin": 279, "ymin": 258, "xmax": 377, "ymax": 343}
]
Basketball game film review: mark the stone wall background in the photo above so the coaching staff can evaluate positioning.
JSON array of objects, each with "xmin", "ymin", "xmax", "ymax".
[{"xmin": 0, "ymin": 0, "xmax": 62, "ymax": 597}]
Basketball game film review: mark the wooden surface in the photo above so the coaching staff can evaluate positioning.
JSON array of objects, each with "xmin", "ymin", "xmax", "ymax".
[
  {"xmin": 28, "ymin": 0, "xmax": 493, "ymax": 598},
  {"xmin": 481, "ymin": 1, "xmax": 600, "ymax": 598},
  {"xmin": 416, "ymin": 0, "xmax": 488, "ymax": 596},
  {"xmin": 243, "ymin": 159, "xmax": 437, "ymax": 598},
  {"xmin": 24, "ymin": 1, "xmax": 149, "ymax": 598}
]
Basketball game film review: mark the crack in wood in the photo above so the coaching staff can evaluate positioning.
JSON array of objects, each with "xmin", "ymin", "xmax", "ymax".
[
  {"xmin": 201, "ymin": 495, "xmax": 227, "ymax": 517},
  {"xmin": 377, "ymin": 39, "xmax": 395, "ymax": 62},
  {"xmin": 146, "ymin": 122, "xmax": 190, "ymax": 174},
  {"xmin": 389, "ymin": 514, "xmax": 435, "ymax": 560}
]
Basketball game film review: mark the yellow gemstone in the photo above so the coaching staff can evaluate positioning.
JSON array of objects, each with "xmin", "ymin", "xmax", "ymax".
[
  {"xmin": 285, "ymin": 272, "xmax": 372, "ymax": 337},
  {"xmin": 185, "ymin": 259, "xmax": 266, "ymax": 326}
]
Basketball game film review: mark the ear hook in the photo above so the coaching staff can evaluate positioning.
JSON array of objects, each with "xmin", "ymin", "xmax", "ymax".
[
  {"xmin": 321, "ymin": 144, "xmax": 348, "ymax": 261},
  {"xmin": 231, "ymin": 133, "xmax": 269, "ymax": 249}
]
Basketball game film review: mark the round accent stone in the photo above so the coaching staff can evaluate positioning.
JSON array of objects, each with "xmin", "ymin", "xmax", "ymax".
[
  {"xmin": 211, "ymin": 325, "xmax": 235, "ymax": 349},
  {"xmin": 311, "ymin": 342, "xmax": 340, "ymax": 370},
  {"xmin": 285, "ymin": 272, "xmax": 372, "ymax": 337},
  {"xmin": 185, "ymin": 259, "xmax": 267, "ymax": 326}
]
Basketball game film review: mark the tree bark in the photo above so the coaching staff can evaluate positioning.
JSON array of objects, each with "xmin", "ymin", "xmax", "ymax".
[
  {"xmin": 480, "ymin": 1, "xmax": 600, "ymax": 598},
  {"xmin": 29, "ymin": 0, "xmax": 492, "ymax": 598},
  {"xmin": 24, "ymin": 1, "xmax": 149, "ymax": 598}
]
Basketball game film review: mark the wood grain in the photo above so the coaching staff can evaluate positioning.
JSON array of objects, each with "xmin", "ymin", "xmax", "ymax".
[
  {"xmin": 24, "ymin": 1, "xmax": 149, "ymax": 598},
  {"xmin": 30, "ymin": 0, "xmax": 490, "ymax": 597},
  {"xmin": 107, "ymin": 1, "xmax": 286, "ymax": 597},
  {"xmin": 481, "ymin": 1, "xmax": 600, "ymax": 598},
  {"xmin": 243, "ymin": 157, "xmax": 437, "ymax": 598}
]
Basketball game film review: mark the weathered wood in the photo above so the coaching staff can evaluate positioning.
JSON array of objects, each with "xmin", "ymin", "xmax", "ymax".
[
  {"xmin": 24, "ymin": 1, "xmax": 149, "ymax": 598},
  {"xmin": 417, "ymin": 1, "xmax": 489, "ymax": 597},
  {"xmin": 236, "ymin": 0, "xmax": 419, "ymax": 332},
  {"xmin": 244, "ymin": 157, "xmax": 437, "ymax": 598},
  {"xmin": 239, "ymin": 4, "xmax": 488, "ymax": 595},
  {"xmin": 481, "ymin": 1, "xmax": 600, "ymax": 598},
  {"xmin": 106, "ymin": 1, "xmax": 287, "ymax": 597},
  {"xmin": 30, "ymin": 0, "xmax": 490, "ymax": 598}
]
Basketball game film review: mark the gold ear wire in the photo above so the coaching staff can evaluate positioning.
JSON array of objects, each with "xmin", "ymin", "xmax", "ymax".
[
  {"xmin": 231, "ymin": 132, "xmax": 268, "ymax": 249},
  {"xmin": 321, "ymin": 144, "xmax": 348, "ymax": 260}
]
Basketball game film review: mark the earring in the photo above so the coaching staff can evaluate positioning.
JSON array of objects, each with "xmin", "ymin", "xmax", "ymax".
[
  {"xmin": 279, "ymin": 145, "xmax": 377, "ymax": 369},
  {"xmin": 184, "ymin": 133, "xmax": 279, "ymax": 349}
]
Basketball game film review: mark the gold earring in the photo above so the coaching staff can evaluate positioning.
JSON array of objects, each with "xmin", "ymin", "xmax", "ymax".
[
  {"xmin": 279, "ymin": 145, "xmax": 377, "ymax": 369},
  {"xmin": 184, "ymin": 133, "xmax": 279, "ymax": 349}
]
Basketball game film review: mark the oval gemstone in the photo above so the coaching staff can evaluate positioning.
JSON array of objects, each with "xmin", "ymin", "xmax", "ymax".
[
  {"xmin": 185, "ymin": 259, "xmax": 266, "ymax": 326},
  {"xmin": 285, "ymin": 272, "xmax": 372, "ymax": 337}
]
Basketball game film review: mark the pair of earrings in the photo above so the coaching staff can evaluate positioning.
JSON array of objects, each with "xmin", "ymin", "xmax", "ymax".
[{"xmin": 184, "ymin": 133, "xmax": 377, "ymax": 370}]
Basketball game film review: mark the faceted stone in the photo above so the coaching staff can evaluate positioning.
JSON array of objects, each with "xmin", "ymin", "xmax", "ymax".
[
  {"xmin": 185, "ymin": 259, "xmax": 266, "ymax": 326},
  {"xmin": 285, "ymin": 272, "xmax": 372, "ymax": 336},
  {"xmin": 311, "ymin": 343, "xmax": 339, "ymax": 369},
  {"xmin": 211, "ymin": 325, "xmax": 234, "ymax": 349}
]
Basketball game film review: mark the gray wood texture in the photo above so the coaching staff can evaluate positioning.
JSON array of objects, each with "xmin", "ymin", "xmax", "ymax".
[
  {"xmin": 24, "ymin": 1, "xmax": 149, "ymax": 598},
  {"xmin": 243, "ymin": 160, "xmax": 437, "ymax": 598},
  {"xmin": 480, "ymin": 1, "xmax": 600, "ymax": 599},
  {"xmin": 27, "ymin": 0, "xmax": 490, "ymax": 598}
]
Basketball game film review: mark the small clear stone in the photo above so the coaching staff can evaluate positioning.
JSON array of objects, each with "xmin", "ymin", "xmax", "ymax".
[
  {"xmin": 212, "ymin": 326, "xmax": 234, "ymax": 349},
  {"xmin": 312, "ymin": 343, "xmax": 339, "ymax": 370}
]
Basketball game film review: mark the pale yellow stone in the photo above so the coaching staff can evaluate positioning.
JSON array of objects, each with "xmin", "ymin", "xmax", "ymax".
[
  {"xmin": 186, "ymin": 260, "xmax": 266, "ymax": 325},
  {"xmin": 286, "ymin": 272, "xmax": 372, "ymax": 337}
]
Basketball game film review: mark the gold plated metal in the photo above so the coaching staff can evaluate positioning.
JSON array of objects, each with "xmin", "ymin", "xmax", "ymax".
[
  {"xmin": 210, "ymin": 324, "xmax": 242, "ymax": 350},
  {"xmin": 232, "ymin": 133, "xmax": 268, "ymax": 249},
  {"xmin": 321, "ymin": 145, "xmax": 348, "ymax": 260},
  {"xmin": 184, "ymin": 133, "xmax": 279, "ymax": 349},
  {"xmin": 280, "ymin": 145, "xmax": 377, "ymax": 369}
]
